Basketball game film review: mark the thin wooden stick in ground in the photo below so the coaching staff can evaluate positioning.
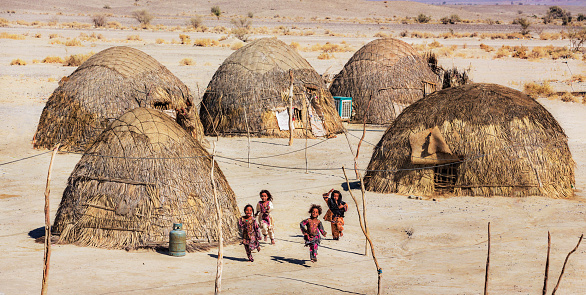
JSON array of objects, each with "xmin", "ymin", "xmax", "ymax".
[
  {"xmin": 484, "ymin": 222, "xmax": 490, "ymax": 295},
  {"xmin": 542, "ymin": 231, "xmax": 551, "ymax": 295},
  {"xmin": 243, "ymin": 107, "xmax": 251, "ymax": 168},
  {"xmin": 354, "ymin": 96, "xmax": 372, "ymax": 255},
  {"xmin": 304, "ymin": 96, "xmax": 308, "ymax": 174},
  {"xmin": 342, "ymin": 166, "xmax": 382, "ymax": 295},
  {"xmin": 41, "ymin": 144, "xmax": 59, "ymax": 295},
  {"xmin": 551, "ymin": 234, "xmax": 583, "ymax": 295},
  {"xmin": 211, "ymin": 143, "xmax": 224, "ymax": 295},
  {"xmin": 288, "ymin": 70, "xmax": 294, "ymax": 146}
]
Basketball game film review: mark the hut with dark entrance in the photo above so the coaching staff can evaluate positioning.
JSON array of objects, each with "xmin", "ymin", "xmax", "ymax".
[
  {"xmin": 364, "ymin": 83, "xmax": 574, "ymax": 198},
  {"xmin": 329, "ymin": 38, "xmax": 442, "ymax": 125},
  {"xmin": 200, "ymin": 38, "xmax": 345, "ymax": 138},
  {"xmin": 33, "ymin": 46, "xmax": 205, "ymax": 152},
  {"xmin": 52, "ymin": 108, "xmax": 239, "ymax": 251}
]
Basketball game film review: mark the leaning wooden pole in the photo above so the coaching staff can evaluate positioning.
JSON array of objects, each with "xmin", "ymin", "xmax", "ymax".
[
  {"xmin": 542, "ymin": 231, "xmax": 551, "ymax": 295},
  {"xmin": 243, "ymin": 107, "xmax": 251, "ymax": 168},
  {"xmin": 342, "ymin": 166, "xmax": 382, "ymax": 295},
  {"xmin": 484, "ymin": 222, "xmax": 490, "ymax": 295},
  {"xmin": 211, "ymin": 143, "xmax": 224, "ymax": 295},
  {"xmin": 288, "ymin": 70, "xmax": 294, "ymax": 146},
  {"xmin": 354, "ymin": 96, "xmax": 372, "ymax": 255},
  {"xmin": 551, "ymin": 234, "xmax": 583, "ymax": 295},
  {"xmin": 41, "ymin": 144, "xmax": 59, "ymax": 295}
]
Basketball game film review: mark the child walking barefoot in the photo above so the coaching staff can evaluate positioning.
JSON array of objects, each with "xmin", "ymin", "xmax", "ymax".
[
  {"xmin": 323, "ymin": 189, "xmax": 348, "ymax": 240},
  {"xmin": 299, "ymin": 204, "xmax": 327, "ymax": 262},
  {"xmin": 238, "ymin": 204, "xmax": 261, "ymax": 262},
  {"xmin": 255, "ymin": 190, "xmax": 275, "ymax": 244}
]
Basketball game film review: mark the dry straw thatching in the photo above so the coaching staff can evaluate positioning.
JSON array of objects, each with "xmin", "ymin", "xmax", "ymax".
[
  {"xmin": 33, "ymin": 46, "xmax": 205, "ymax": 152},
  {"xmin": 52, "ymin": 108, "xmax": 239, "ymax": 251},
  {"xmin": 200, "ymin": 38, "xmax": 345, "ymax": 138},
  {"xmin": 364, "ymin": 83, "xmax": 574, "ymax": 198},
  {"xmin": 329, "ymin": 38, "xmax": 442, "ymax": 125}
]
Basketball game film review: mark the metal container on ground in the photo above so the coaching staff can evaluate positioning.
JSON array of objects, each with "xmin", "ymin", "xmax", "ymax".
[{"xmin": 169, "ymin": 223, "xmax": 186, "ymax": 256}]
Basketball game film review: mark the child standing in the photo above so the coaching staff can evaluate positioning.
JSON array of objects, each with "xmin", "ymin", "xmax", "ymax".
[
  {"xmin": 238, "ymin": 204, "xmax": 261, "ymax": 262},
  {"xmin": 299, "ymin": 204, "xmax": 327, "ymax": 262},
  {"xmin": 323, "ymin": 189, "xmax": 348, "ymax": 240},
  {"xmin": 255, "ymin": 190, "xmax": 275, "ymax": 244}
]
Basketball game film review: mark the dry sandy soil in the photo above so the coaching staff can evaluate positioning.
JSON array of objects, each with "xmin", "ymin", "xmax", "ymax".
[{"xmin": 1, "ymin": 1, "xmax": 586, "ymax": 294}]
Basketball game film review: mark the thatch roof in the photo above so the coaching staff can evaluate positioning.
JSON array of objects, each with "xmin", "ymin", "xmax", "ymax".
[
  {"xmin": 329, "ymin": 38, "xmax": 442, "ymax": 125},
  {"xmin": 52, "ymin": 108, "xmax": 239, "ymax": 251},
  {"xmin": 364, "ymin": 83, "xmax": 574, "ymax": 198},
  {"xmin": 200, "ymin": 37, "xmax": 345, "ymax": 138},
  {"xmin": 33, "ymin": 46, "xmax": 205, "ymax": 152}
]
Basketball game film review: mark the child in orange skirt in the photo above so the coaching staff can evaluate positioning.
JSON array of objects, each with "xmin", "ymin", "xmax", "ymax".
[{"xmin": 323, "ymin": 189, "xmax": 348, "ymax": 240}]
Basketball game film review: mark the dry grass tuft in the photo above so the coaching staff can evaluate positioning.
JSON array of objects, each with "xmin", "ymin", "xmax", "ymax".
[
  {"xmin": 0, "ymin": 17, "xmax": 9, "ymax": 27},
  {"xmin": 479, "ymin": 43, "xmax": 494, "ymax": 52},
  {"xmin": 127, "ymin": 35, "xmax": 142, "ymax": 41},
  {"xmin": 0, "ymin": 32, "xmax": 25, "ymax": 40},
  {"xmin": 180, "ymin": 58, "xmax": 194, "ymax": 66},
  {"xmin": 10, "ymin": 59, "xmax": 27, "ymax": 65},
  {"xmin": 155, "ymin": 38, "xmax": 166, "ymax": 44},
  {"xmin": 317, "ymin": 52, "xmax": 334, "ymax": 59},
  {"xmin": 559, "ymin": 91, "xmax": 579, "ymax": 103},
  {"xmin": 523, "ymin": 81, "xmax": 554, "ymax": 98},
  {"xmin": 65, "ymin": 38, "xmax": 82, "ymax": 46},
  {"xmin": 64, "ymin": 52, "xmax": 95, "ymax": 66},
  {"xmin": 194, "ymin": 38, "xmax": 219, "ymax": 47},
  {"xmin": 42, "ymin": 56, "xmax": 65, "ymax": 63},
  {"xmin": 179, "ymin": 34, "xmax": 191, "ymax": 45}
]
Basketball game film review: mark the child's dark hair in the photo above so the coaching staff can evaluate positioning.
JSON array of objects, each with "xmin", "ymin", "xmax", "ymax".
[
  {"xmin": 331, "ymin": 190, "xmax": 342, "ymax": 202},
  {"xmin": 308, "ymin": 204, "xmax": 322, "ymax": 215},
  {"xmin": 243, "ymin": 204, "xmax": 254, "ymax": 214},
  {"xmin": 259, "ymin": 189, "xmax": 273, "ymax": 201}
]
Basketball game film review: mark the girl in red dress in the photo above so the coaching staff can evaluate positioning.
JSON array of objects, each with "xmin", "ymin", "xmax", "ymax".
[{"xmin": 238, "ymin": 204, "xmax": 261, "ymax": 262}]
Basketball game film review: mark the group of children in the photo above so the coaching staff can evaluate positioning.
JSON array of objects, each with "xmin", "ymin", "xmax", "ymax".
[{"xmin": 238, "ymin": 188, "xmax": 347, "ymax": 263}]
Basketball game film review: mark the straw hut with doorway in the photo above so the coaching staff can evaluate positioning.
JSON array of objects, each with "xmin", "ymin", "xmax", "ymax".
[
  {"xmin": 52, "ymin": 108, "xmax": 239, "ymax": 251},
  {"xmin": 200, "ymin": 37, "xmax": 345, "ymax": 138},
  {"xmin": 33, "ymin": 46, "xmax": 205, "ymax": 152},
  {"xmin": 364, "ymin": 83, "xmax": 574, "ymax": 198},
  {"xmin": 329, "ymin": 38, "xmax": 442, "ymax": 125}
]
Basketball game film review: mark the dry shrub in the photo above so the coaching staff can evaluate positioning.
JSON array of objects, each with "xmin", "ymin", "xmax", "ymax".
[
  {"xmin": 16, "ymin": 20, "xmax": 30, "ymax": 26},
  {"xmin": 155, "ymin": 38, "xmax": 166, "ymax": 44},
  {"xmin": 523, "ymin": 81, "xmax": 554, "ymax": 98},
  {"xmin": 65, "ymin": 38, "xmax": 82, "ymax": 46},
  {"xmin": 60, "ymin": 22, "xmax": 92, "ymax": 29},
  {"xmin": 304, "ymin": 30, "xmax": 315, "ymax": 36},
  {"xmin": 0, "ymin": 17, "xmax": 9, "ymax": 27},
  {"xmin": 34, "ymin": 33, "xmax": 42, "ymax": 38},
  {"xmin": 479, "ymin": 43, "xmax": 494, "ymax": 52},
  {"xmin": 512, "ymin": 45, "xmax": 528, "ymax": 59},
  {"xmin": 434, "ymin": 46, "xmax": 455, "ymax": 57},
  {"xmin": 289, "ymin": 42, "xmax": 300, "ymax": 50},
  {"xmin": 47, "ymin": 77, "xmax": 56, "ymax": 82},
  {"xmin": 10, "ymin": 58, "xmax": 26, "ymax": 65},
  {"xmin": 32, "ymin": 59, "xmax": 40, "ymax": 63},
  {"xmin": 64, "ymin": 51, "xmax": 95, "ymax": 66},
  {"xmin": 495, "ymin": 46, "xmax": 512, "ymax": 58},
  {"xmin": 49, "ymin": 33, "xmax": 60, "ymax": 39},
  {"xmin": 127, "ymin": 35, "xmax": 142, "ymax": 41},
  {"xmin": 179, "ymin": 34, "xmax": 191, "ymax": 44},
  {"xmin": 540, "ymin": 32, "xmax": 561, "ymax": 40},
  {"xmin": 317, "ymin": 52, "xmax": 333, "ymax": 60},
  {"xmin": 210, "ymin": 26, "xmax": 228, "ymax": 34},
  {"xmin": 529, "ymin": 46, "xmax": 549, "ymax": 59},
  {"xmin": 373, "ymin": 31, "xmax": 390, "ymax": 38},
  {"xmin": 132, "ymin": 9, "xmax": 153, "ymax": 25},
  {"xmin": 194, "ymin": 38, "xmax": 219, "ymax": 47},
  {"xmin": 230, "ymin": 42, "xmax": 244, "ymax": 50},
  {"xmin": 0, "ymin": 32, "xmax": 25, "ymax": 40},
  {"xmin": 429, "ymin": 40, "xmax": 442, "ymax": 48},
  {"xmin": 559, "ymin": 92, "xmax": 579, "ymax": 102},
  {"xmin": 410, "ymin": 31, "xmax": 434, "ymax": 38},
  {"xmin": 42, "ymin": 56, "xmax": 65, "ymax": 63},
  {"xmin": 107, "ymin": 21, "xmax": 122, "ymax": 29},
  {"xmin": 571, "ymin": 74, "xmax": 586, "ymax": 82},
  {"xmin": 180, "ymin": 58, "xmax": 194, "ymax": 66},
  {"xmin": 92, "ymin": 14, "xmax": 107, "ymax": 27}
]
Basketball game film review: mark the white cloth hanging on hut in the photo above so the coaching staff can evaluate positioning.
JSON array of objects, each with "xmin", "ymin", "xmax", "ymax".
[
  {"xmin": 275, "ymin": 109, "xmax": 293, "ymax": 131},
  {"xmin": 308, "ymin": 104, "xmax": 326, "ymax": 137}
]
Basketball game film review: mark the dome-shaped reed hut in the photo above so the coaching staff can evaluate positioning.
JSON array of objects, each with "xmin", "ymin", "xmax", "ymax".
[
  {"xmin": 329, "ymin": 38, "xmax": 442, "ymax": 125},
  {"xmin": 364, "ymin": 83, "xmax": 574, "ymax": 198},
  {"xmin": 200, "ymin": 38, "xmax": 345, "ymax": 138},
  {"xmin": 52, "ymin": 108, "xmax": 239, "ymax": 251},
  {"xmin": 33, "ymin": 46, "xmax": 205, "ymax": 152}
]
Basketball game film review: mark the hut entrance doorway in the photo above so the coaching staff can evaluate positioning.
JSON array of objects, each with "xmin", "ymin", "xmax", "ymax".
[{"xmin": 434, "ymin": 162, "xmax": 460, "ymax": 193}]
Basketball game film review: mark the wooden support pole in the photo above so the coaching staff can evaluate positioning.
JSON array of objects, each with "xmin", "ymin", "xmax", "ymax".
[
  {"xmin": 288, "ymin": 70, "xmax": 294, "ymax": 146},
  {"xmin": 484, "ymin": 222, "xmax": 490, "ymax": 295},
  {"xmin": 243, "ymin": 107, "xmax": 251, "ymax": 168},
  {"xmin": 551, "ymin": 234, "xmax": 583, "ymax": 295},
  {"xmin": 41, "ymin": 144, "xmax": 59, "ymax": 295},
  {"xmin": 542, "ymin": 231, "xmax": 551, "ymax": 295},
  {"xmin": 342, "ymin": 167, "xmax": 382, "ymax": 295},
  {"xmin": 304, "ymin": 97, "xmax": 308, "ymax": 174},
  {"xmin": 211, "ymin": 143, "xmax": 224, "ymax": 295}
]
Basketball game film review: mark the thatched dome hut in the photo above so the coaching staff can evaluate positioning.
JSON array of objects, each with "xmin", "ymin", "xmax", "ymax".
[
  {"xmin": 52, "ymin": 108, "xmax": 239, "ymax": 251},
  {"xmin": 33, "ymin": 46, "xmax": 205, "ymax": 152},
  {"xmin": 364, "ymin": 83, "xmax": 574, "ymax": 198},
  {"xmin": 200, "ymin": 38, "xmax": 345, "ymax": 138},
  {"xmin": 329, "ymin": 38, "xmax": 442, "ymax": 125}
]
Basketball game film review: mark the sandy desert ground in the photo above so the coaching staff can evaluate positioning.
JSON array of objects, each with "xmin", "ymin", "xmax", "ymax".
[{"xmin": 1, "ymin": 1, "xmax": 586, "ymax": 294}]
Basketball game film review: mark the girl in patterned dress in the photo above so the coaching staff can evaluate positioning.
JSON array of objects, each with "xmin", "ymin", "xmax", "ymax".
[
  {"xmin": 299, "ymin": 204, "xmax": 327, "ymax": 262},
  {"xmin": 323, "ymin": 189, "xmax": 348, "ymax": 240},
  {"xmin": 255, "ymin": 190, "xmax": 275, "ymax": 244},
  {"xmin": 238, "ymin": 204, "xmax": 261, "ymax": 262}
]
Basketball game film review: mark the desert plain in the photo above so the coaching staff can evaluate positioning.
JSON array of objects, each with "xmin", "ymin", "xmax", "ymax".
[{"xmin": 1, "ymin": 0, "xmax": 586, "ymax": 294}]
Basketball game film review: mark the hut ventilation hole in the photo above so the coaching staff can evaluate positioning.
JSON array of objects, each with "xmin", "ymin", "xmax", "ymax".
[{"xmin": 434, "ymin": 162, "xmax": 460, "ymax": 193}]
